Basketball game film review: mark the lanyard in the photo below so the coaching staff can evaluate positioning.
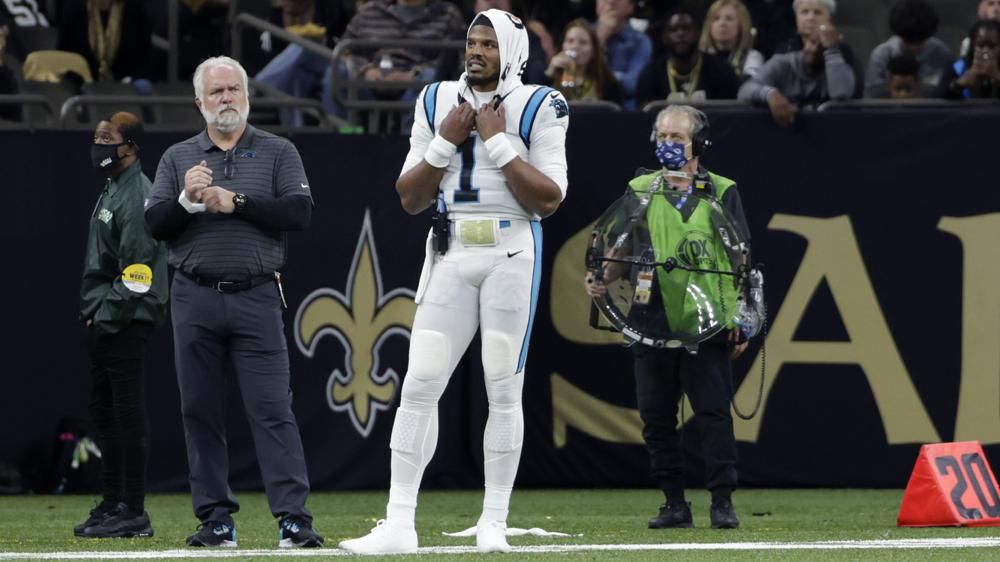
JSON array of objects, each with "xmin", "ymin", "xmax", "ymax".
[
  {"xmin": 667, "ymin": 56, "xmax": 704, "ymax": 98},
  {"xmin": 91, "ymin": 178, "xmax": 110, "ymax": 218}
]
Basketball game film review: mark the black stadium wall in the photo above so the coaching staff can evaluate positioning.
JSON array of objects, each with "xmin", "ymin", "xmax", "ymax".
[{"xmin": 3, "ymin": 107, "xmax": 999, "ymax": 492}]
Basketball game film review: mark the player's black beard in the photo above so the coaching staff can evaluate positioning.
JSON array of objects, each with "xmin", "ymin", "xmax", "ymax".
[{"xmin": 467, "ymin": 70, "xmax": 500, "ymax": 88}]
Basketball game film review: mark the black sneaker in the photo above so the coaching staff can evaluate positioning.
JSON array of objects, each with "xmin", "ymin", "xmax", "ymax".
[
  {"xmin": 710, "ymin": 499, "xmax": 740, "ymax": 529},
  {"xmin": 278, "ymin": 515, "xmax": 324, "ymax": 548},
  {"xmin": 186, "ymin": 521, "xmax": 237, "ymax": 547},
  {"xmin": 74, "ymin": 501, "xmax": 125, "ymax": 537},
  {"xmin": 648, "ymin": 501, "xmax": 694, "ymax": 529},
  {"xmin": 82, "ymin": 510, "xmax": 154, "ymax": 538}
]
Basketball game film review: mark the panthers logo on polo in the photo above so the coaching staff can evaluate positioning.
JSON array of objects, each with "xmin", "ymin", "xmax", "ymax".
[{"xmin": 295, "ymin": 211, "xmax": 416, "ymax": 437}]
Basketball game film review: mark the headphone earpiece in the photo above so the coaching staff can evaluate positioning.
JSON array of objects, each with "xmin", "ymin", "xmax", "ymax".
[{"xmin": 691, "ymin": 124, "xmax": 711, "ymax": 158}]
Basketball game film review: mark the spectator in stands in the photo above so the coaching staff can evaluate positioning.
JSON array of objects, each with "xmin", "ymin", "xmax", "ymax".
[
  {"xmin": 338, "ymin": 0, "xmax": 466, "ymax": 106},
  {"xmin": 545, "ymin": 18, "xmax": 624, "ymax": 104},
  {"xmin": 635, "ymin": 9, "xmax": 741, "ymax": 108},
  {"xmin": 887, "ymin": 53, "xmax": 919, "ymax": 98},
  {"xmin": 57, "ymin": 0, "xmax": 152, "ymax": 85},
  {"xmin": 0, "ymin": 25, "xmax": 22, "ymax": 122},
  {"xmin": 0, "ymin": 0, "xmax": 51, "ymax": 62},
  {"xmin": 526, "ymin": 0, "xmax": 591, "ymax": 61},
  {"xmin": 738, "ymin": 21, "xmax": 855, "ymax": 126},
  {"xmin": 774, "ymin": 0, "xmax": 858, "ymax": 85},
  {"xmin": 941, "ymin": 19, "xmax": 1000, "ymax": 99},
  {"xmin": 960, "ymin": 0, "xmax": 1000, "ymax": 56},
  {"xmin": 865, "ymin": 0, "xmax": 953, "ymax": 98},
  {"xmin": 594, "ymin": 0, "xmax": 652, "ymax": 109},
  {"xmin": 254, "ymin": 0, "xmax": 349, "ymax": 127},
  {"xmin": 699, "ymin": 0, "xmax": 765, "ymax": 79}
]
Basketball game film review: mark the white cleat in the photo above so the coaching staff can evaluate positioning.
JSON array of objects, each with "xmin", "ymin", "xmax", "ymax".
[
  {"xmin": 476, "ymin": 520, "xmax": 512, "ymax": 553},
  {"xmin": 338, "ymin": 519, "xmax": 418, "ymax": 555}
]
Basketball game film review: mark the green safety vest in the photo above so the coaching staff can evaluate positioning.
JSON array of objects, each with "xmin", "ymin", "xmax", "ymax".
[{"xmin": 627, "ymin": 170, "xmax": 740, "ymax": 335}]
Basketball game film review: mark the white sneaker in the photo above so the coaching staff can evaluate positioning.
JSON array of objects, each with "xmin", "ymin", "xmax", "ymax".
[
  {"xmin": 338, "ymin": 519, "xmax": 418, "ymax": 554},
  {"xmin": 476, "ymin": 520, "xmax": 511, "ymax": 553}
]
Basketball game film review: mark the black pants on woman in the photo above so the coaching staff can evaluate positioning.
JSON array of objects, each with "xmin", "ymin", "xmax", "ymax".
[
  {"xmin": 632, "ymin": 340, "xmax": 738, "ymax": 504},
  {"xmin": 88, "ymin": 321, "xmax": 153, "ymax": 513}
]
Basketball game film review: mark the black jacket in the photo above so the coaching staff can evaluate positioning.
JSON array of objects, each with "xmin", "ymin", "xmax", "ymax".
[{"xmin": 635, "ymin": 53, "xmax": 741, "ymax": 108}]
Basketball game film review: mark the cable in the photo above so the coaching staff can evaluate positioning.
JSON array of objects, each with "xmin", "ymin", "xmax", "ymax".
[{"xmin": 732, "ymin": 294, "xmax": 767, "ymax": 421}]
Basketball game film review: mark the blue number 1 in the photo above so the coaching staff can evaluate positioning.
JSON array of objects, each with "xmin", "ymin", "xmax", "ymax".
[{"xmin": 454, "ymin": 135, "xmax": 480, "ymax": 203}]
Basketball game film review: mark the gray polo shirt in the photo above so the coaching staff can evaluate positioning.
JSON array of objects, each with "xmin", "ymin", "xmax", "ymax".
[{"xmin": 147, "ymin": 125, "xmax": 313, "ymax": 279}]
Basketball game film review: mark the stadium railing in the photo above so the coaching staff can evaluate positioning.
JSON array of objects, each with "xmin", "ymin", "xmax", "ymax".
[
  {"xmin": 569, "ymin": 100, "xmax": 622, "ymax": 112},
  {"xmin": 642, "ymin": 100, "xmax": 753, "ymax": 112},
  {"xmin": 0, "ymin": 94, "xmax": 54, "ymax": 128},
  {"xmin": 59, "ymin": 95, "xmax": 335, "ymax": 132},
  {"xmin": 818, "ymin": 99, "xmax": 1000, "ymax": 110},
  {"xmin": 328, "ymin": 38, "xmax": 465, "ymax": 133}
]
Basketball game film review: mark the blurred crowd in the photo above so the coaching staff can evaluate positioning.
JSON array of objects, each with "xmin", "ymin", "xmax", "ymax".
[{"xmin": 0, "ymin": 0, "xmax": 997, "ymax": 128}]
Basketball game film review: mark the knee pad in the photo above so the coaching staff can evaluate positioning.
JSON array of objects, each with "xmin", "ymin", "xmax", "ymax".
[
  {"xmin": 390, "ymin": 407, "xmax": 431, "ymax": 454},
  {"xmin": 407, "ymin": 329, "xmax": 451, "ymax": 382},
  {"xmin": 481, "ymin": 330, "xmax": 515, "ymax": 382}
]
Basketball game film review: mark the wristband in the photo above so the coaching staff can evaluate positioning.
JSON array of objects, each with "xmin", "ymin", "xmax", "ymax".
[
  {"xmin": 424, "ymin": 135, "xmax": 457, "ymax": 168},
  {"xmin": 484, "ymin": 134, "xmax": 518, "ymax": 168},
  {"xmin": 178, "ymin": 189, "xmax": 206, "ymax": 213}
]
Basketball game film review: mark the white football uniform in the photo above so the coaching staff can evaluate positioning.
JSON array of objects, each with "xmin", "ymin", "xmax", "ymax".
[{"xmin": 340, "ymin": 8, "xmax": 569, "ymax": 555}]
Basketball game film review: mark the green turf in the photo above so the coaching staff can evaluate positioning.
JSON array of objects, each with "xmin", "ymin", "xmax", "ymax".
[{"xmin": 1, "ymin": 489, "xmax": 998, "ymax": 561}]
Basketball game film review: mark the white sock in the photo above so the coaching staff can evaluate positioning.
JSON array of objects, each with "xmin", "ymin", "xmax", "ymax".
[
  {"xmin": 480, "ymin": 374, "xmax": 525, "ymax": 524},
  {"xmin": 385, "ymin": 377, "xmax": 445, "ymax": 529}
]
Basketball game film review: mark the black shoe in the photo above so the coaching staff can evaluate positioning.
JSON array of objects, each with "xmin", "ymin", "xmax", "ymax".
[
  {"xmin": 82, "ymin": 510, "xmax": 154, "ymax": 538},
  {"xmin": 74, "ymin": 501, "xmax": 125, "ymax": 537},
  {"xmin": 278, "ymin": 515, "xmax": 324, "ymax": 548},
  {"xmin": 186, "ymin": 521, "xmax": 237, "ymax": 547},
  {"xmin": 710, "ymin": 499, "xmax": 740, "ymax": 529},
  {"xmin": 648, "ymin": 501, "xmax": 694, "ymax": 529}
]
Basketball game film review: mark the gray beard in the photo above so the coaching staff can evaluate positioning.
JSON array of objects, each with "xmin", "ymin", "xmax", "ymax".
[{"xmin": 202, "ymin": 106, "xmax": 247, "ymax": 134}]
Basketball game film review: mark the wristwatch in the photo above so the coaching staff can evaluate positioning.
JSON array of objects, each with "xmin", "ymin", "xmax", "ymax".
[{"xmin": 232, "ymin": 192, "xmax": 247, "ymax": 213}]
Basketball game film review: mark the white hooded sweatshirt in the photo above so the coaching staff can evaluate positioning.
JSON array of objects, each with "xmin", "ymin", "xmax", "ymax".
[{"xmin": 400, "ymin": 9, "xmax": 569, "ymax": 221}]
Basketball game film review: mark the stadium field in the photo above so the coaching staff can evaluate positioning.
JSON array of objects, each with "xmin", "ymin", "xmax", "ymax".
[{"xmin": 2, "ymin": 489, "xmax": 997, "ymax": 561}]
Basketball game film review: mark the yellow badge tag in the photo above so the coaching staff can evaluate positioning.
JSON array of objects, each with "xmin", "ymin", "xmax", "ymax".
[
  {"xmin": 122, "ymin": 264, "xmax": 153, "ymax": 294},
  {"xmin": 458, "ymin": 219, "xmax": 498, "ymax": 246},
  {"xmin": 634, "ymin": 267, "xmax": 654, "ymax": 305}
]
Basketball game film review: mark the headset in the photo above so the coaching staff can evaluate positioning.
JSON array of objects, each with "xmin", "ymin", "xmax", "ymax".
[{"xmin": 650, "ymin": 107, "xmax": 712, "ymax": 158}]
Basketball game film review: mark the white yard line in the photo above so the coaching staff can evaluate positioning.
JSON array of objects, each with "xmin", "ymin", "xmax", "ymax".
[{"xmin": 3, "ymin": 538, "xmax": 1000, "ymax": 559}]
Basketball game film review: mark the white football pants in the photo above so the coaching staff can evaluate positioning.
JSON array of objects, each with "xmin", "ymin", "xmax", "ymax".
[{"xmin": 385, "ymin": 219, "xmax": 542, "ymax": 529}]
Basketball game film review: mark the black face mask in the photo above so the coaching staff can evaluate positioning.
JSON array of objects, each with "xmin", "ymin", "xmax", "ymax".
[{"xmin": 91, "ymin": 142, "xmax": 126, "ymax": 172}]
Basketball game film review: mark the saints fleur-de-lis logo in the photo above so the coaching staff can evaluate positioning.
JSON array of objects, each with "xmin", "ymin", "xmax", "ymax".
[{"xmin": 294, "ymin": 211, "xmax": 416, "ymax": 437}]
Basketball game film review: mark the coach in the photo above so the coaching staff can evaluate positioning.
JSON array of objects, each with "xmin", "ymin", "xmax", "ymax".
[{"xmin": 144, "ymin": 56, "xmax": 322, "ymax": 549}]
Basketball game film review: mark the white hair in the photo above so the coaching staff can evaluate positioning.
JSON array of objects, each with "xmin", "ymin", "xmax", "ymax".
[
  {"xmin": 793, "ymin": 0, "xmax": 836, "ymax": 15},
  {"xmin": 192, "ymin": 56, "xmax": 249, "ymax": 100},
  {"xmin": 655, "ymin": 105, "xmax": 708, "ymax": 138}
]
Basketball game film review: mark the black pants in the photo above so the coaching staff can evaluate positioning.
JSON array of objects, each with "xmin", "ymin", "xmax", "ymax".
[
  {"xmin": 171, "ymin": 273, "xmax": 312, "ymax": 526},
  {"xmin": 88, "ymin": 321, "xmax": 154, "ymax": 513},
  {"xmin": 633, "ymin": 341, "xmax": 737, "ymax": 503}
]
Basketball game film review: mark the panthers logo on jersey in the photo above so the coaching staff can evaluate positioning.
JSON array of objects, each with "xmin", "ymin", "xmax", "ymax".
[{"xmin": 549, "ymin": 93, "xmax": 569, "ymax": 119}]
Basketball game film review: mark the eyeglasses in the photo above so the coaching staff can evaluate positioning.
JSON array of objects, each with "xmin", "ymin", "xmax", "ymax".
[{"xmin": 224, "ymin": 149, "xmax": 235, "ymax": 179}]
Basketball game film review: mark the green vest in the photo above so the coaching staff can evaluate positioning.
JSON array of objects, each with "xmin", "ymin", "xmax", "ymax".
[{"xmin": 627, "ymin": 170, "xmax": 740, "ymax": 335}]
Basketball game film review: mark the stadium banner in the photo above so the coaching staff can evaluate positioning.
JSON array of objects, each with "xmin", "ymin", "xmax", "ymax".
[{"xmin": 3, "ymin": 108, "xmax": 999, "ymax": 492}]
